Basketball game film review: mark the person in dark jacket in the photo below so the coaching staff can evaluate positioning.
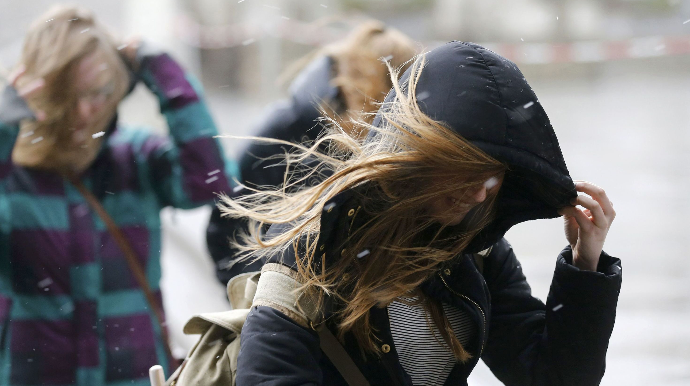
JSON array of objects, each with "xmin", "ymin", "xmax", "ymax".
[
  {"xmin": 207, "ymin": 21, "xmax": 418, "ymax": 284},
  {"xmin": 221, "ymin": 41, "xmax": 621, "ymax": 386}
]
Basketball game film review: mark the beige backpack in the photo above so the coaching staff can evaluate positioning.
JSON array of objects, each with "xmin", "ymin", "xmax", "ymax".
[{"xmin": 149, "ymin": 266, "xmax": 370, "ymax": 386}]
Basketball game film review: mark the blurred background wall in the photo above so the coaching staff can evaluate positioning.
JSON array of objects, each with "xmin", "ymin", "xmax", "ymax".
[{"xmin": 1, "ymin": 0, "xmax": 689, "ymax": 384}]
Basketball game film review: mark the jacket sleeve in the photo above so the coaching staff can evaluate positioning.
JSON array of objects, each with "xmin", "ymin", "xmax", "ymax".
[
  {"xmin": 0, "ymin": 121, "xmax": 18, "ymax": 180},
  {"xmin": 481, "ymin": 239, "xmax": 622, "ymax": 386},
  {"xmin": 237, "ymin": 305, "xmax": 322, "ymax": 386},
  {"xmin": 206, "ymin": 205, "xmax": 264, "ymax": 285},
  {"xmin": 0, "ymin": 85, "xmax": 31, "ymax": 175},
  {"xmin": 135, "ymin": 48, "xmax": 238, "ymax": 209}
]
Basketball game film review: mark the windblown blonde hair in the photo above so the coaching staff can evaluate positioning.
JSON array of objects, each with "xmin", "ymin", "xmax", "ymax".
[
  {"xmin": 220, "ymin": 57, "xmax": 506, "ymax": 362},
  {"xmin": 11, "ymin": 5, "xmax": 130, "ymax": 174},
  {"xmin": 282, "ymin": 20, "xmax": 418, "ymax": 138}
]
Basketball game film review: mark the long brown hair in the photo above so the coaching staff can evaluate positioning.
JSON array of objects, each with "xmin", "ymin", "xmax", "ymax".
[
  {"xmin": 281, "ymin": 20, "xmax": 418, "ymax": 137},
  {"xmin": 220, "ymin": 56, "xmax": 506, "ymax": 361},
  {"xmin": 11, "ymin": 5, "xmax": 129, "ymax": 174}
]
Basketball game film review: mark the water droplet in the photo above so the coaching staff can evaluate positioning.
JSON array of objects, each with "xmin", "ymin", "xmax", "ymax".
[
  {"xmin": 242, "ymin": 38, "xmax": 256, "ymax": 46},
  {"xmin": 523, "ymin": 101, "xmax": 534, "ymax": 109},
  {"xmin": 208, "ymin": 169, "xmax": 221, "ymax": 176},
  {"xmin": 205, "ymin": 176, "xmax": 219, "ymax": 184},
  {"xmin": 357, "ymin": 250, "xmax": 370, "ymax": 259},
  {"xmin": 484, "ymin": 177, "xmax": 499, "ymax": 190},
  {"xmin": 167, "ymin": 87, "xmax": 184, "ymax": 98},
  {"xmin": 31, "ymin": 136, "xmax": 44, "ymax": 144},
  {"xmin": 552, "ymin": 304, "xmax": 563, "ymax": 311},
  {"xmin": 92, "ymin": 131, "xmax": 105, "ymax": 139},
  {"xmin": 37, "ymin": 277, "xmax": 53, "ymax": 288}
]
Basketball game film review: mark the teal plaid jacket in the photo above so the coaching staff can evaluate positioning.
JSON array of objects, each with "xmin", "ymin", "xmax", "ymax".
[{"xmin": 0, "ymin": 52, "xmax": 236, "ymax": 386}]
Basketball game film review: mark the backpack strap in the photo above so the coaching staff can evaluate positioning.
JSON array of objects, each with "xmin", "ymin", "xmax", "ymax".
[
  {"xmin": 252, "ymin": 263, "xmax": 320, "ymax": 328},
  {"xmin": 317, "ymin": 326, "xmax": 370, "ymax": 386},
  {"xmin": 253, "ymin": 263, "xmax": 369, "ymax": 386}
]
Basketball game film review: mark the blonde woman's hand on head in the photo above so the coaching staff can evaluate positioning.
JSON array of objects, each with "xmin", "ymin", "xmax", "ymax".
[
  {"xmin": 558, "ymin": 181, "xmax": 616, "ymax": 271},
  {"xmin": 7, "ymin": 64, "xmax": 46, "ymax": 121},
  {"xmin": 118, "ymin": 36, "xmax": 141, "ymax": 72}
]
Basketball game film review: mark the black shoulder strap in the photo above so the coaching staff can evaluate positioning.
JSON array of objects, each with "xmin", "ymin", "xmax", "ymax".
[{"xmin": 317, "ymin": 327, "xmax": 370, "ymax": 386}]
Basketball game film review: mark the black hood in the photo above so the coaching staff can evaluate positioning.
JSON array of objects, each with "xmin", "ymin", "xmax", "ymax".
[
  {"xmin": 372, "ymin": 41, "xmax": 576, "ymax": 253},
  {"xmin": 288, "ymin": 55, "xmax": 344, "ymax": 117}
]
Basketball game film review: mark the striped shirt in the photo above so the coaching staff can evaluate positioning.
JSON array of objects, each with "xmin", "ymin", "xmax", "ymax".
[{"xmin": 388, "ymin": 298, "xmax": 475, "ymax": 386}]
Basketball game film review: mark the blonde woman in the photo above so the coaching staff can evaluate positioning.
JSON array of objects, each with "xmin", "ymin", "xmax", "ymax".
[
  {"xmin": 207, "ymin": 21, "xmax": 418, "ymax": 283},
  {"xmin": 0, "ymin": 5, "xmax": 234, "ymax": 385},
  {"xmin": 223, "ymin": 42, "xmax": 621, "ymax": 385}
]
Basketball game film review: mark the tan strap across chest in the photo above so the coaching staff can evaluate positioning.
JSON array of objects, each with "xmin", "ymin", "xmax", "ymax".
[{"xmin": 252, "ymin": 263, "xmax": 369, "ymax": 386}]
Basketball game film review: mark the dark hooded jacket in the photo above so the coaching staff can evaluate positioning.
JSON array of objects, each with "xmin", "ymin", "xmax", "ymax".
[
  {"xmin": 235, "ymin": 42, "xmax": 622, "ymax": 386},
  {"xmin": 207, "ymin": 55, "xmax": 343, "ymax": 283}
]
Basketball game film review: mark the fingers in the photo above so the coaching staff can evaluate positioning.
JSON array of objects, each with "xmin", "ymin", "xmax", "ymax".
[
  {"xmin": 558, "ymin": 205, "xmax": 593, "ymax": 232},
  {"xmin": 574, "ymin": 180, "xmax": 615, "ymax": 219},
  {"xmin": 558, "ymin": 209, "xmax": 580, "ymax": 246},
  {"xmin": 6, "ymin": 65, "xmax": 46, "ymax": 121},
  {"xmin": 7, "ymin": 64, "xmax": 45, "ymax": 97},
  {"xmin": 118, "ymin": 36, "xmax": 141, "ymax": 69},
  {"xmin": 18, "ymin": 78, "xmax": 45, "ymax": 98},
  {"xmin": 572, "ymin": 195, "xmax": 608, "ymax": 228},
  {"xmin": 8, "ymin": 65, "xmax": 26, "ymax": 85}
]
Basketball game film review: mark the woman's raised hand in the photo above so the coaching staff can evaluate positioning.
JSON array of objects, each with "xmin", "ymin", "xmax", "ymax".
[
  {"xmin": 118, "ymin": 36, "xmax": 141, "ymax": 72},
  {"xmin": 7, "ymin": 64, "xmax": 45, "ymax": 121},
  {"xmin": 558, "ymin": 181, "xmax": 616, "ymax": 271}
]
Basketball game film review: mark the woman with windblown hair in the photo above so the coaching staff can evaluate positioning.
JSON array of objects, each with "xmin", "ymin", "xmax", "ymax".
[
  {"xmin": 207, "ymin": 20, "xmax": 417, "ymax": 284},
  {"xmin": 0, "ymin": 5, "xmax": 234, "ymax": 385},
  {"xmin": 224, "ymin": 42, "xmax": 621, "ymax": 386}
]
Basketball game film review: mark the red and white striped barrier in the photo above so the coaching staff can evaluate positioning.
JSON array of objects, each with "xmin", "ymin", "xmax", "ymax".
[
  {"xmin": 175, "ymin": 13, "xmax": 690, "ymax": 64},
  {"xmin": 483, "ymin": 36, "xmax": 690, "ymax": 64}
]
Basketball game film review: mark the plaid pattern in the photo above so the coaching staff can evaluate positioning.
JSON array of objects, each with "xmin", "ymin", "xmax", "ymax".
[{"xmin": 0, "ymin": 53, "xmax": 235, "ymax": 385}]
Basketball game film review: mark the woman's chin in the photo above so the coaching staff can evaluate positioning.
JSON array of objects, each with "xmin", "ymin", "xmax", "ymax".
[{"xmin": 440, "ymin": 212, "xmax": 469, "ymax": 226}]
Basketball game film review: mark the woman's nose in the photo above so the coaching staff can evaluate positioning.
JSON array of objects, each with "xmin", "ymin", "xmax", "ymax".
[
  {"xmin": 78, "ymin": 99, "xmax": 95, "ymax": 121},
  {"xmin": 469, "ymin": 186, "xmax": 488, "ymax": 203}
]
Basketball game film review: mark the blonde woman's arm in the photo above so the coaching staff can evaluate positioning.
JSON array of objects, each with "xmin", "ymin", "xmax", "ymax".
[{"xmin": 125, "ymin": 43, "xmax": 239, "ymax": 209}]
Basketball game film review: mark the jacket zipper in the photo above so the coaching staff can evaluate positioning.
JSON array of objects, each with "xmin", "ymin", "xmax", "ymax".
[{"xmin": 437, "ymin": 273, "xmax": 486, "ymax": 357}]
